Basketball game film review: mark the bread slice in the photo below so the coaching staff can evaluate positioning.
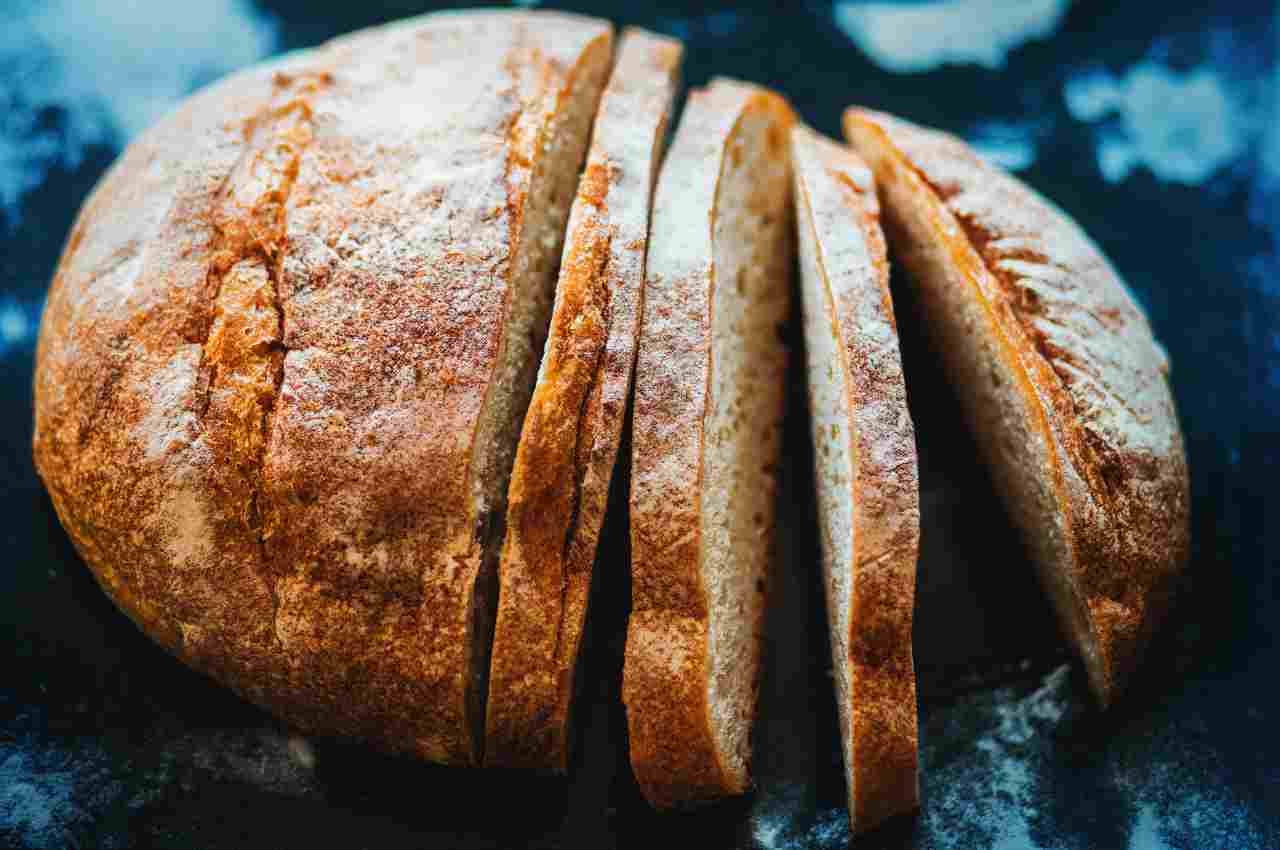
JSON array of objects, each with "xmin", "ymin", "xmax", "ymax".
[
  {"xmin": 624, "ymin": 78, "xmax": 796, "ymax": 808},
  {"xmin": 484, "ymin": 29, "xmax": 683, "ymax": 771},
  {"xmin": 33, "ymin": 10, "xmax": 613, "ymax": 766},
  {"xmin": 844, "ymin": 109, "xmax": 1191, "ymax": 705},
  {"xmin": 791, "ymin": 125, "xmax": 920, "ymax": 832}
]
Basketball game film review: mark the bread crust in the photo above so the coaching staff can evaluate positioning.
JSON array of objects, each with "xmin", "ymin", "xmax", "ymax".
[
  {"xmin": 624, "ymin": 78, "xmax": 795, "ymax": 809},
  {"xmin": 844, "ymin": 109, "xmax": 1191, "ymax": 705},
  {"xmin": 32, "ymin": 10, "xmax": 612, "ymax": 765},
  {"xmin": 484, "ymin": 29, "xmax": 682, "ymax": 771},
  {"xmin": 792, "ymin": 125, "xmax": 920, "ymax": 832}
]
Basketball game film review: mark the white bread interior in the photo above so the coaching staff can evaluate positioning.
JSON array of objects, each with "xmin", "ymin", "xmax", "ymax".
[{"xmin": 702, "ymin": 99, "xmax": 795, "ymax": 785}]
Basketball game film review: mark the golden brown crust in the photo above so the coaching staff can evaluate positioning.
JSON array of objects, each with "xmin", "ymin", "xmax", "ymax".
[
  {"xmin": 845, "ymin": 108, "xmax": 1191, "ymax": 705},
  {"xmin": 484, "ymin": 29, "xmax": 683, "ymax": 771},
  {"xmin": 33, "ymin": 52, "xmax": 312, "ymax": 710},
  {"xmin": 624, "ymin": 79, "xmax": 795, "ymax": 809},
  {"xmin": 791, "ymin": 125, "xmax": 920, "ymax": 832},
  {"xmin": 33, "ymin": 10, "xmax": 612, "ymax": 766}
]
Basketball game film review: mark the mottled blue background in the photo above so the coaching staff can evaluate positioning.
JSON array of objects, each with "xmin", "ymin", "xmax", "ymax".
[{"xmin": 1, "ymin": 1, "xmax": 1276, "ymax": 848}]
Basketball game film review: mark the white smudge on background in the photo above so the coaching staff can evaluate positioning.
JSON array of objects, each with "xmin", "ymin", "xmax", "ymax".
[
  {"xmin": 1265, "ymin": 85, "xmax": 1280, "ymax": 187},
  {"xmin": 966, "ymin": 120, "xmax": 1041, "ymax": 171},
  {"xmin": 750, "ymin": 663, "xmax": 1275, "ymax": 849},
  {"xmin": 0, "ymin": 303, "xmax": 31, "ymax": 345},
  {"xmin": 287, "ymin": 736, "xmax": 316, "ymax": 770},
  {"xmin": 1063, "ymin": 68, "xmax": 1119, "ymax": 122},
  {"xmin": 916, "ymin": 665, "xmax": 1072, "ymax": 850},
  {"xmin": 0, "ymin": 750, "xmax": 77, "ymax": 846},
  {"xmin": 1254, "ymin": 57, "xmax": 1280, "ymax": 228},
  {"xmin": 753, "ymin": 810, "xmax": 788, "ymax": 850},
  {"xmin": 834, "ymin": 0, "xmax": 1070, "ymax": 73},
  {"xmin": 1128, "ymin": 803, "xmax": 1172, "ymax": 850},
  {"xmin": 1064, "ymin": 63, "xmax": 1249, "ymax": 184},
  {"xmin": 0, "ymin": 298, "xmax": 40, "ymax": 358},
  {"xmin": 970, "ymin": 666, "xmax": 1069, "ymax": 850},
  {"xmin": 751, "ymin": 781, "xmax": 804, "ymax": 850},
  {"xmin": 0, "ymin": 0, "xmax": 277, "ymax": 224},
  {"xmin": 1116, "ymin": 766, "xmax": 1271, "ymax": 850},
  {"xmin": 749, "ymin": 780, "xmax": 850, "ymax": 850},
  {"xmin": 751, "ymin": 796, "xmax": 849, "ymax": 850}
]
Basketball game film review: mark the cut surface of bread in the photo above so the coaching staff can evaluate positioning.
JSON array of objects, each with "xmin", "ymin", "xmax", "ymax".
[
  {"xmin": 845, "ymin": 108, "xmax": 1191, "ymax": 705},
  {"xmin": 624, "ymin": 78, "xmax": 795, "ymax": 809},
  {"xmin": 791, "ymin": 125, "xmax": 920, "ymax": 833},
  {"xmin": 32, "ymin": 10, "xmax": 613, "ymax": 766},
  {"xmin": 485, "ymin": 28, "xmax": 683, "ymax": 771}
]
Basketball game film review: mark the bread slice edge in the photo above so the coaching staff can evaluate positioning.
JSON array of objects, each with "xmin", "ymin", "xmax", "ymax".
[
  {"xmin": 485, "ymin": 28, "xmax": 683, "ymax": 771},
  {"xmin": 792, "ymin": 124, "xmax": 920, "ymax": 833},
  {"xmin": 624, "ymin": 77, "xmax": 795, "ymax": 809}
]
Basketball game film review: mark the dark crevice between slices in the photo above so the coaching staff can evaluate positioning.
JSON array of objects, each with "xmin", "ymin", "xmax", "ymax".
[
  {"xmin": 471, "ymin": 507, "xmax": 506, "ymax": 765},
  {"xmin": 472, "ymin": 29, "xmax": 615, "ymax": 764},
  {"xmin": 554, "ymin": 45, "xmax": 633, "ymax": 637},
  {"xmin": 555, "ymin": 227, "xmax": 614, "ymax": 664},
  {"xmin": 192, "ymin": 73, "xmax": 325, "ymax": 655},
  {"xmin": 543, "ymin": 60, "xmax": 679, "ymax": 773}
]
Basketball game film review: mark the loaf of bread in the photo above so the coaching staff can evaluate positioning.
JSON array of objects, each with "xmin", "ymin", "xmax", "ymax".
[
  {"xmin": 33, "ymin": 4, "xmax": 1195, "ymax": 814},
  {"xmin": 845, "ymin": 108, "xmax": 1191, "ymax": 704},
  {"xmin": 33, "ymin": 9, "xmax": 615, "ymax": 765},
  {"xmin": 484, "ymin": 28, "xmax": 683, "ymax": 771},
  {"xmin": 623, "ymin": 78, "xmax": 796, "ymax": 808},
  {"xmin": 792, "ymin": 124, "xmax": 920, "ymax": 832}
]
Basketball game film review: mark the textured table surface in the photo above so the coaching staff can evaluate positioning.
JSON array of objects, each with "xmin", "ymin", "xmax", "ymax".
[{"xmin": 2, "ymin": 1, "xmax": 1277, "ymax": 847}]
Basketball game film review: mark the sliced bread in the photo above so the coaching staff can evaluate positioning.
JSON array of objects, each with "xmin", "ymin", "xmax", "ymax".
[
  {"xmin": 624, "ymin": 78, "xmax": 796, "ymax": 808},
  {"xmin": 792, "ymin": 125, "xmax": 920, "ymax": 832},
  {"xmin": 845, "ymin": 108, "xmax": 1191, "ymax": 705},
  {"xmin": 485, "ymin": 28, "xmax": 683, "ymax": 771}
]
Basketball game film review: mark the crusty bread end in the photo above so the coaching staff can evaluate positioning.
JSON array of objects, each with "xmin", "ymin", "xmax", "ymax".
[{"xmin": 845, "ymin": 108, "xmax": 1190, "ymax": 705}]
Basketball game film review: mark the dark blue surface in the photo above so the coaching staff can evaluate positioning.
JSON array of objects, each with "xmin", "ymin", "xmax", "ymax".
[{"xmin": 1, "ymin": 1, "xmax": 1276, "ymax": 847}]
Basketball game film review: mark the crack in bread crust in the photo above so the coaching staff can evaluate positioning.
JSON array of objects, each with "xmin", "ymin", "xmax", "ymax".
[
  {"xmin": 558, "ymin": 227, "xmax": 613, "ymax": 660},
  {"xmin": 196, "ymin": 73, "xmax": 324, "ymax": 654},
  {"xmin": 200, "ymin": 78, "xmax": 320, "ymax": 524},
  {"xmin": 950, "ymin": 211, "xmax": 1132, "ymax": 508}
]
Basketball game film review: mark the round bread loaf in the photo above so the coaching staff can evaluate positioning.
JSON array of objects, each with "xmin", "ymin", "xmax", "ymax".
[{"xmin": 32, "ymin": 9, "xmax": 614, "ymax": 765}]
